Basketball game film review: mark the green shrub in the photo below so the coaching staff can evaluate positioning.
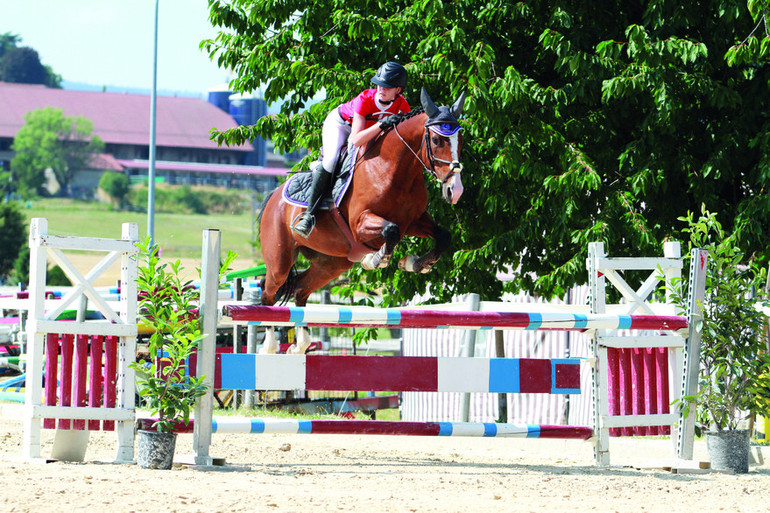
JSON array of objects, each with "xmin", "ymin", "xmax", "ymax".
[{"xmin": 127, "ymin": 184, "xmax": 249, "ymax": 215}]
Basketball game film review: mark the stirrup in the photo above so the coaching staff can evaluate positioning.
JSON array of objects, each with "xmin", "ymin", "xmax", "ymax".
[{"xmin": 291, "ymin": 212, "xmax": 316, "ymax": 238}]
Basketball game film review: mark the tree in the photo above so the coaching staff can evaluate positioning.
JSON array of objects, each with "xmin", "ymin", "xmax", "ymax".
[
  {"xmin": 0, "ymin": 33, "xmax": 61, "ymax": 87},
  {"xmin": 0, "ymin": 202, "xmax": 27, "ymax": 281},
  {"xmin": 99, "ymin": 171, "xmax": 130, "ymax": 209},
  {"xmin": 0, "ymin": 47, "xmax": 48, "ymax": 85},
  {"xmin": 0, "ymin": 32, "xmax": 21, "ymax": 60},
  {"xmin": 11, "ymin": 107, "xmax": 104, "ymax": 198},
  {"xmin": 204, "ymin": 0, "xmax": 770, "ymax": 303}
]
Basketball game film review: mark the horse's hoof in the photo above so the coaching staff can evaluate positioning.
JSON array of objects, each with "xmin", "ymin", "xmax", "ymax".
[
  {"xmin": 398, "ymin": 255, "xmax": 419, "ymax": 272},
  {"xmin": 259, "ymin": 347, "xmax": 277, "ymax": 355},
  {"xmin": 361, "ymin": 253, "xmax": 378, "ymax": 270},
  {"xmin": 286, "ymin": 344, "xmax": 307, "ymax": 355}
]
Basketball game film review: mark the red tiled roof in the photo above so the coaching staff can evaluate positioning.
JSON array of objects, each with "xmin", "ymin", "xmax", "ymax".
[
  {"xmin": 117, "ymin": 159, "xmax": 288, "ymax": 176},
  {"xmin": 0, "ymin": 81, "xmax": 248, "ymax": 151},
  {"xmin": 89, "ymin": 153, "xmax": 124, "ymax": 171}
]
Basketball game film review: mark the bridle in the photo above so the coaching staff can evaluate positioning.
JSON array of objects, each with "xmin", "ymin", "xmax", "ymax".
[{"xmin": 393, "ymin": 121, "xmax": 463, "ymax": 187}]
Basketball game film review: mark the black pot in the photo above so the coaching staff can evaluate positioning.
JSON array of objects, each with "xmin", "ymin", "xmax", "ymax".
[
  {"xmin": 136, "ymin": 429, "xmax": 178, "ymax": 469},
  {"xmin": 706, "ymin": 429, "xmax": 750, "ymax": 473}
]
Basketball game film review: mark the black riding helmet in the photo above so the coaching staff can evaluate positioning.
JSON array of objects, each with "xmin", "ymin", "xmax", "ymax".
[{"xmin": 371, "ymin": 62, "xmax": 407, "ymax": 89}]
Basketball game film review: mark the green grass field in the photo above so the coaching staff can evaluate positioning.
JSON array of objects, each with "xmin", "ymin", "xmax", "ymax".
[{"xmin": 23, "ymin": 198, "xmax": 260, "ymax": 262}]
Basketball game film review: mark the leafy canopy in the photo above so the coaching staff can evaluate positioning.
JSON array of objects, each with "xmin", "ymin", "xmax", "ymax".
[
  {"xmin": 0, "ymin": 32, "xmax": 61, "ymax": 87},
  {"xmin": 11, "ymin": 107, "xmax": 104, "ymax": 198},
  {"xmin": 204, "ymin": 1, "xmax": 770, "ymax": 304}
]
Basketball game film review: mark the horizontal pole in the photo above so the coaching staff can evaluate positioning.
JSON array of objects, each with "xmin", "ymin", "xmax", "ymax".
[
  {"xmin": 600, "ymin": 413, "xmax": 678, "ymax": 428},
  {"xmin": 223, "ymin": 305, "xmax": 687, "ymax": 332},
  {"xmin": 594, "ymin": 257, "xmax": 683, "ymax": 271},
  {"xmin": 31, "ymin": 405, "xmax": 135, "ymax": 422},
  {"xmin": 137, "ymin": 418, "xmax": 594, "ymax": 440},
  {"xmin": 33, "ymin": 234, "xmax": 138, "ymax": 253},
  {"xmin": 30, "ymin": 320, "xmax": 137, "ymax": 337},
  {"xmin": 598, "ymin": 335, "xmax": 685, "ymax": 349},
  {"xmin": 217, "ymin": 354, "xmax": 583, "ymax": 394}
]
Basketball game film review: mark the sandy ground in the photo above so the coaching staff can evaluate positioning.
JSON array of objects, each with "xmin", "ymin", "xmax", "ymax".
[{"xmin": 1, "ymin": 404, "xmax": 770, "ymax": 513}]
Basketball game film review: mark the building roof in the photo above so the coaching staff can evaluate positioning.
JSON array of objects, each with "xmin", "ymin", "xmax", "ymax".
[
  {"xmin": 117, "ymin": 159, "xmax": 288, "ymax": 176},
  {"xmin": 0, "ymin": 81, "xmax": 248, "ymax": 151}
]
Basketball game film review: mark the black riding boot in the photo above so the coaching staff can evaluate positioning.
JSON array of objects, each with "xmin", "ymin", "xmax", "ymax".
[{"xmin": 292, "ymin": 166, "xmax": 333, "ymax": 238}]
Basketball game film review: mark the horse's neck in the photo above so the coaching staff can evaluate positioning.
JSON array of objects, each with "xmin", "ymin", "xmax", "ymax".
[{"xmin": 376, "ymin": 115, "xmax": 427, "ymax": 181}]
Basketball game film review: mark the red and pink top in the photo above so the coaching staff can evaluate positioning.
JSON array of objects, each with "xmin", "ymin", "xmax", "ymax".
[{"xmin": 338, "ymin": 88, "xmax": 411, "ymax": 128}]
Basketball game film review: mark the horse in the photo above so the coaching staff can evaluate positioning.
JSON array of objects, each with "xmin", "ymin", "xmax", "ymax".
[{"xmin": 258, "ymin": 87, "xmax": 466, "ymax": 353}]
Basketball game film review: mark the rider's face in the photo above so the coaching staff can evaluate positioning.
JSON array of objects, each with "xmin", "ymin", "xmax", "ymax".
[{"xmin": 376, "ymin": 85, "xmax": 400, "ymax": 103}]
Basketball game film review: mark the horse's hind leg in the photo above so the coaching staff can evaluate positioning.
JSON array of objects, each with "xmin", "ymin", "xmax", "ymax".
[
  {"xmin": 286, "ymin": 254, "xmax": 353, "ymax": 354},
  {"xmin": 260, "ymin": 263, "xmax": 293, "ymax": 354}
]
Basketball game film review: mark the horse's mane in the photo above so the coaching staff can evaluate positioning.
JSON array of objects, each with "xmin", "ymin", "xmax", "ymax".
[
  {"xmin": 366, "ymin": 107, "xmax": 426, "ymax": 153},
  {"xmin": 395, "ymin": 107, "xmax": 424, "ymax": 124}
]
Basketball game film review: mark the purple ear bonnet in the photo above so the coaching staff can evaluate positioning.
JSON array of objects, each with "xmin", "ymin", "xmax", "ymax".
[
  {"xmin": 428, "ymin": 118, "xmax": 463, "ymax": 136},
  {"xmin": 421, "ymin": 87, "xmax": 466, "ymax": 136}
]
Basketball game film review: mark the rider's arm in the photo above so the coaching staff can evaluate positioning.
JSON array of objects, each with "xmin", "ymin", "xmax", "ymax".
[{"xmin": 348, "ymin": 112, "xmax": 382, "ymax": 148}]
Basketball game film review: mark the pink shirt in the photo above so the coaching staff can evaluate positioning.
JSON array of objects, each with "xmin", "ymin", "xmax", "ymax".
[{"xmin": 338, "ymin": 88, "xmax": 411, "ymax": 128}]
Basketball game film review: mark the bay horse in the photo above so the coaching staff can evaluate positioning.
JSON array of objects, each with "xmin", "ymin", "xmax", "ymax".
[{"xmin": 259, "ymin": 88, "xmax": 466, "ymax": 353}]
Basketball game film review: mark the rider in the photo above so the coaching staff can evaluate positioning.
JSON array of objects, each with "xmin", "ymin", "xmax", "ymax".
[{"xmin": 291, "ymin": 61, "xmax": 411, "ymax": 238}]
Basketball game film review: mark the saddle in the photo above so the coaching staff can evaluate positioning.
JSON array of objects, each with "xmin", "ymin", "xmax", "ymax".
[{"xmin": 283, "ymin": 147, "xmax": 356, "ymax": 209}]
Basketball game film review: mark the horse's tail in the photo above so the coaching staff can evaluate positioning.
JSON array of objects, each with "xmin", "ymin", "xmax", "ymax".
[
  {"xmin": 258, "ymin": 185, "xmax": 296, "ymax": 306},
  {"xmin": 257, "ymin": 187, "xmax": 278, "ymax": 232},
  {"xmin": 274, "ymin": 266, "xmax": 297, "ymax": 306}
]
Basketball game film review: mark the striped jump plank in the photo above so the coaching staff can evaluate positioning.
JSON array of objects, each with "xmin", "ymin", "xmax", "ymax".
[
  {"xmin": 137, "ymin": 418, "xmax": 594, "ymax": 440},
  {"xmin": 222, "ymin": 305, "xmax": 687, "ymax": 331},
  {"xmin": 218, "ymin": 354, "xmax": 582, "ymax": 394}
]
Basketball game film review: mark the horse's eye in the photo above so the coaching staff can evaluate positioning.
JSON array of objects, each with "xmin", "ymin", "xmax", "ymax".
[{"xmin": 432, "ymin": 136, "xmax": 440, "ymax": 145}]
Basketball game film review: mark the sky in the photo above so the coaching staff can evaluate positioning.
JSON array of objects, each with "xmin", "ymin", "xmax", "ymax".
[{"xmin": 1, "ymin": 0, "xmax": 232, "ymax": 98}]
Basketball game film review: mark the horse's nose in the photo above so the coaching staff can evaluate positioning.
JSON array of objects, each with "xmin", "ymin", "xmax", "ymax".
[{"xmin": 444, "ymin": 173, "xmax": 464, "ymax": 204}]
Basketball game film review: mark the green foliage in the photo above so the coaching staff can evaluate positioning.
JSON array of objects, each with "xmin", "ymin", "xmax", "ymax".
[
  {"xmin": 205, "ymin": 1, "xmax": 770, "ymax": 305},
  {"xmin": 673, "ymin": 207, "xmax": 770, "ymax": 431},
  {"xmin": 0, "ymin": 34, "xmax": 61, "ymax": 87},
  {"xmin": 0, "ymin": 202, "xmax": 27, "ymax": 280},
  {"xmin": 98, "ymin": 171, "xmax": 130, "ymax": 209},
  {"xmin": 11, "ymin": 107, "xmax": 104, "ymax": 198},
  {"xmin": 127, "ymin": 183, "xmax": 251, "ymax": 215},
  {"xmin": 131, "ymin": 237, "xmax": 237, "ymax": 433},
  {"xmin": 9, "ymin": 243, "xmax": 71, "ymax": 288},
  {"xmin": 46, "ymin": 265, "xmax": 72, "ymax": 287}
]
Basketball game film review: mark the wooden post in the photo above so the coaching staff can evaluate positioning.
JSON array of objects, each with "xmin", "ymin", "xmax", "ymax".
[
  {"xmin": 193, "ymin": 229, "xmax": 220, "ymax": 466},
  {"xmin": 460, "ymin": 293, "xmax": 480, "ymax": 422},
  {"xmin": 676, "ymin": 248, "xmax": 708, "ymax": 460},
  {"xmin": 495, "ymin": 330, "xmax": 508, "ymax": 423},
  {"xmin": 23, "ymin": 218, "xmax": 49, "ymax": 459}
]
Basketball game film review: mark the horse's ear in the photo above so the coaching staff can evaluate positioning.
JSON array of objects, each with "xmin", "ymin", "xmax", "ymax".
[
  {"xmin": 451, "ymin": 91, "xmax": 467, "ymax": 117},
  {"xmin": 421, "ymin": 87, "xmax": 439, "ymax": 117}
]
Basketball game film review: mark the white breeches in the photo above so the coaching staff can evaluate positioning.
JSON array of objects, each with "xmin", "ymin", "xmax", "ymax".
[{"xmin": 321, "ymin": 109, "xmax": 351, "ymax": 173}]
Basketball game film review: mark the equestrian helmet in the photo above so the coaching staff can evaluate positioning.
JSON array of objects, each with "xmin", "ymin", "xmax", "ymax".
[{"xmin": 371, "ymin": 62, "xmax": 407, "ymax": 89}]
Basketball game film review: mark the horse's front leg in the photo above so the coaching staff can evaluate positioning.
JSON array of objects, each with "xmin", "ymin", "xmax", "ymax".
[
  {"xmin": 355, "ymin": 212, "xmax": 401, "ymax": 271},
  {"xmin": 398, "ymin": 212, "xmax": 450, "ymax": 274},
  {"xmin": 287, "ymin": 327, "xmax": 312, "ymax": 354},
  {"xmin": 260, "ymin": 326, "xmax": 279, "ymax": 354}
]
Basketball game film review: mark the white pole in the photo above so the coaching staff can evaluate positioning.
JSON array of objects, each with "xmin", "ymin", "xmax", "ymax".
[
  {"xmin": 147, "ymin": 0, "xmax": 159, "ymax": 244},
  {"xmin": 193, "ymin": 229, "xmax": 220, "ymax": 465}
]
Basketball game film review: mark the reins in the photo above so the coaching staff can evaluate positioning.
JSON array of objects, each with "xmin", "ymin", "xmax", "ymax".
[
  {"xmin": 357, "ymin": 108, "xmax": 462, "ymax": 188},
  {"xmin": 392, "ymin": 116, "xmax": 462, "ymax": 187}
]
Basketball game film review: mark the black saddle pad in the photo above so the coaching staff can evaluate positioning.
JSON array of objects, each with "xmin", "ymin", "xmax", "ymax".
[{"xmin": 284, "ymin": 148, "xmax": 356, "ymax": 208}]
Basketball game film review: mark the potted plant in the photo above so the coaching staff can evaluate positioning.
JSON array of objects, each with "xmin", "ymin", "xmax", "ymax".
[
  {"xmin": 675, "ymin": 208, "xmax": 770, "ymax": 473},
  {"xmin": 131, "ymin": 237, "xmax": 235, "ymax": 469}
]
